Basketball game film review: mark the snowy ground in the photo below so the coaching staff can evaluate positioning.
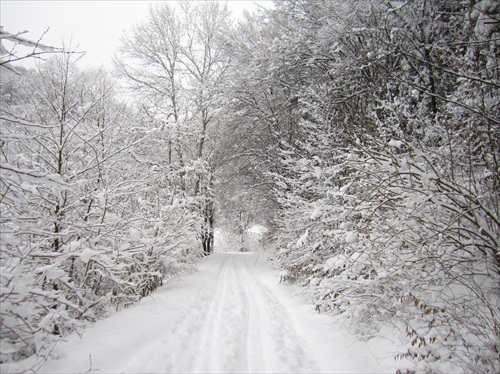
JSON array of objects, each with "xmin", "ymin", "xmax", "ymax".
[{"xmin": 7, "ymin": 252, "xmax": 405, "ymax": 373}]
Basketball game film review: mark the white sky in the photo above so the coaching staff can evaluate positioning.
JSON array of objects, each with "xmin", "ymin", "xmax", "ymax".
[{"xmin": 1, "ymin": 0, "xmax": 272, "ymax": 69}]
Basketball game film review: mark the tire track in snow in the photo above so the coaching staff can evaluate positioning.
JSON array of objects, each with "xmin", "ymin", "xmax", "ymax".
[
  {"xmin": 191, "ymin": 254, "xmax": 256, "ymax": 373},
  {"xmin": 191, "ymin": 254, "xmax": 234, "ymax": 372},
  {"xmin": 236, "ymin": 260, "xmax": 265, "ymax": 373},
  {"xmin": 236, "ymin": 254, "xmax": 319, "ymax": 373},
  {"xmin": 185, "ymin": 253, "xmax": 318, "ymax": 373}
]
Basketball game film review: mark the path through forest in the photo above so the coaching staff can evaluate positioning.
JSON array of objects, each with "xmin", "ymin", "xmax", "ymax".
[{"xmin": 23, "ymin": 252, "xmax": 394, "ymax": 373}]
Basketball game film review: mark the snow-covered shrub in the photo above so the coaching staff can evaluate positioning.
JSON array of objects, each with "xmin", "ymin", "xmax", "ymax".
[
  {"xmin": 0, "ymin": 54, "xmax": 203, "ymax": 364},
  {"xmin": 309, "ymin": 146, "xmax": 498, "ymax": 371},
  {"xmin": 263, "ymin": 1, "xmax": 498, "ymax": 372},
  {"xmin": 272, "ymin": 132, "xmax": 498, "ymax": 372}
]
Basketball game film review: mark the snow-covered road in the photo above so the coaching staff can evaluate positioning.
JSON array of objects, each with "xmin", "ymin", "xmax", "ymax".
[
  {"xmin": 167, "ymin": 253, "xmax": 318, "ymax": 373},
  {"xmin": 13, "ymin": 252, "xmax": 395, "ymax": 373}
]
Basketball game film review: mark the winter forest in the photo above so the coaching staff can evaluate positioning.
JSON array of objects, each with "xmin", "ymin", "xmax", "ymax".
[{"xmin": 1, "ymin": 0, "xmax": 499, "ymax": 373}]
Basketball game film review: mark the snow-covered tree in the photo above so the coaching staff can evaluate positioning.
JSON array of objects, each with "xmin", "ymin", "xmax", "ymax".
[
  {"xmin": 227, "ymin": 0, "xmax": 499, "ymax": 372},
  {"xmin": 115, "ymin": 1, "xmax": 232, "ymax": 255},
  {"xmin": 1, "ymin": 50, "xmax": 202, "ymax": 364},
  {"xmin": 0, "ymin": 27, "xmax": 62, "ymax": 74}
]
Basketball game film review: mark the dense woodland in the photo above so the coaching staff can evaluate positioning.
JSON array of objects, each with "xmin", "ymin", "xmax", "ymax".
[{"xmin": 1, "ymin": 0, "xmax": 499, "ymax": 372}]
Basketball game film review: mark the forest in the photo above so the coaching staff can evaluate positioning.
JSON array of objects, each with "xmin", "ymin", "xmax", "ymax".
[{"xmin": 1, "ymin": 1, "xmax": 499, "ymax": 373}]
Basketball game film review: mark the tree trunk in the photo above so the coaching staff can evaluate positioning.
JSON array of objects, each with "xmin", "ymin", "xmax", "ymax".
[{"xmin": 202, "ymin": 197, "xmax": 215, "ymax": 256}]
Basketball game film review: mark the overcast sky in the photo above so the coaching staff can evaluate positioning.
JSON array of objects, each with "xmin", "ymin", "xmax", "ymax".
[{"xmin": 1, "ymin": 0, "xmax": 272, "ymax": 69}]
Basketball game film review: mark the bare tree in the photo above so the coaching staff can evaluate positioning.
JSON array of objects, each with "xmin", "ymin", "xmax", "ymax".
[
  {"xmin": 115, "ymin": 1, "xmax": 232, "ymax": 255},
  {"xmin": 0, "ymin": 27, "xmax": 63, "ymax": 73}
]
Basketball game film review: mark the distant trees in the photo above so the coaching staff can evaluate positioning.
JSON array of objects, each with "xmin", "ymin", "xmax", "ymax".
[{"xmin": 214, "ymin": 7, "xmax": 300, "ymax": 236}]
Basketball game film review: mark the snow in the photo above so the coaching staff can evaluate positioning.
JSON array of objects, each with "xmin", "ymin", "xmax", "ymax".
[
  {"xmin": 3, "ymin": 252, "xmax": 398, "ymax": 374},
  {"xmin": 129, "ymin": 227, "xmax": 141, "ymax": 240},
  {"xmin": 296, "ymin": 229, "xmax": 309, "ymax": 248},
  {"xmin": 324, "ymin": 256, "xmax": 347, "ymax": 271},
  {"xmin": 345, "ymin": 230, "xmax": 358, "ymax": 243},
  {"xmin": 79, "ymin": 248, "xmax": 98, "ymax": 263},
  {"xmin": 310, "ymin": 206, "xmax": 322, "ymax": 219},
  {"xmin": 246, "ymin": 224, "xmax": 268, "ymax": 234},
  {"xmin": 388, "ymin": 139, "xmax": 403, "ymax": 147}
]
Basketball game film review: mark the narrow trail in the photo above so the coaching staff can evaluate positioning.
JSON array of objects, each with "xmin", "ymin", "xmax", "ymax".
[{"xmin": 22, "ymin": 252, "xmax": 388, "ymax": 374}]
